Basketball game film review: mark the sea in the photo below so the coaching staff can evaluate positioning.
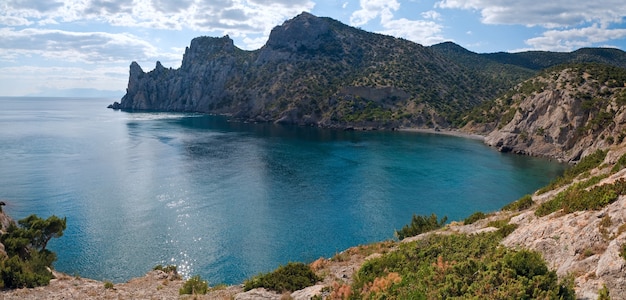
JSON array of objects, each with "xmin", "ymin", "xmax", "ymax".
[{"xmin": 0, "ymin": 97, "xmax": 566, "ymax": 284}]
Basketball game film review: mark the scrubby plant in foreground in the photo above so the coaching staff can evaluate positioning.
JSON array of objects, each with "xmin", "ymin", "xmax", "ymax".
[
  {"xmin": 350, "ymin": 232, "xmax": 575, "ymax": 299},
  {"xmin": 243, "ymin": 262, "xmax": 320, "ymax": 293},
  {"xmin": 0, "ymin": 214, "xmax": 66, "ymax": 289},
  {"xmin": 179, "ymin": 275, "xmax": 208, "ymax": 295},
  {"xmin": 395, "ymin": 213, "xmax": 447, "ymax": 240}
]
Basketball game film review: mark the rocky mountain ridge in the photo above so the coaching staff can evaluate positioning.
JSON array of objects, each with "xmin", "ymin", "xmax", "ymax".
[{"xmin": 113, "ymin": 12, "xmax": 626, "ymax": 131}]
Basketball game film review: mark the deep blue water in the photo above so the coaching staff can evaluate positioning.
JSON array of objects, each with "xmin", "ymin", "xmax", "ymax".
[{"xmin": 0, "ymin": 97, "xmax": 566, "ymax": 284}]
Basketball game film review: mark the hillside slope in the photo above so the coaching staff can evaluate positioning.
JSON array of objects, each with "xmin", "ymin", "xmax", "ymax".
[
  {"xmin": 463, "ymin": 63, "xmax": 626, "ymax": 162},
  {"xmin": 117, "ymin": 12, "xmax": 489, "ymax": 129}
]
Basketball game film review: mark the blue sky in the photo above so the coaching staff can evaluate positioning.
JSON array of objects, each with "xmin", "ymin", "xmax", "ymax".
[{"xmin": 1, "ymin": 0, "xmax": 626, "ymax": 97}]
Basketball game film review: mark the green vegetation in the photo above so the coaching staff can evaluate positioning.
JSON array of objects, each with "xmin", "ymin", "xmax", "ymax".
[
  {"xmin": 243, "ymin": 262, "xmax": 321, "ymax": 293},
  {"xmin": 104, "ymin": 281, "xmax": 114, "ymax": 289},
  {"xmin": 464, "ymin": 211, "xmax": 487, "ymax": 225},
  {"xmin": 0, "ymin": 214, "xmax": 66, "ymax": 288},
  {"xmin": 395, "ymin": 213, "xmax": 448, "ymax": 240},
  {"xmin": 502, "ymin": 194, "xmax": 534, "ymax": 211},
  {"xmin": 597, "ymin": 284, "xmax": 611, "ymax": 300},
  {"xmin": 153, "ymin": 264, "xmax": 178, "ymax": 274},
  {"xmin": 621, "ymin": 243, "xmax": 626, "ymax": 261},
  {"xmin": 179, "ymin": 275, "xmax": 208, "ymax": 295},
  {"xmin": 536, "ymin": 178, "xmax": 626, "ymax": 217},
  {"xmin": 537, "ymin": 149, "xmax": 607, "ymax": 194},
  {"xmin": 611, "ymin": 152, "xmax": 626, "ymax": 173},
  {"xmin": 349, "ymin": 232, "xmax": 575, "ymax": 299}
]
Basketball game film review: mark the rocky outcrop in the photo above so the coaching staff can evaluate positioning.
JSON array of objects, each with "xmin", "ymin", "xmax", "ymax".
[{"xmin": 481, "ymin": 65, "xmax": 626, "ymax": 162}]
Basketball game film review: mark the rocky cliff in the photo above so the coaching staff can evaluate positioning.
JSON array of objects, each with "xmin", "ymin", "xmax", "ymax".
[
  {"xmin": 112, "ymin": 13, "xmax": 522, "ymax": 128},
  {"xmin": 462, "ymin": 63, "xmax": 626, "ymax": 162}
]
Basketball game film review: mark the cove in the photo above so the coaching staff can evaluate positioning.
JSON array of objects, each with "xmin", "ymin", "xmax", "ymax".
[{"xmin": 0, "ymin": 97, "xmax": 566, "ymax": 284}]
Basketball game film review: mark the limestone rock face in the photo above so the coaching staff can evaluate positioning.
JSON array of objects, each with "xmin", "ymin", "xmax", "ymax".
[{"xmin": 483, "ymin": 67, "xmax": 626, "ymax": 162}]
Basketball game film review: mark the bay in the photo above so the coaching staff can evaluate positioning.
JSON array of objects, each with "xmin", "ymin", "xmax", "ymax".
[{"xmin": 0, "ymin": 97, "xmax": 565, "ymax": 284}]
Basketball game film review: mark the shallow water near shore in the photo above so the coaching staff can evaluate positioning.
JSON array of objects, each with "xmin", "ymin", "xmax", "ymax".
[{"xmin": 0, "ymin": 97, "xmax": 566, "ymax": 284}]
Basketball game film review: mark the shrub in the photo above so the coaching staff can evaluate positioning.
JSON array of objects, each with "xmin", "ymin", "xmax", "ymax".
[
  {"xmin": 179, "ymin": 275, "xmax": 208, "ymax": 295},
  {"xmin": 621, "ymin": 243, "xmax": 626, "ymax": 261},
  {"xmin": 0, "ymin": 214, "xmax": 66, "ymax": 289},
  {"xmin": 502, "ymin": 194, "xmax": 534, "ymax": 211},
  {"xmin": 104, "ymin": 281, "xmax": 114, "ymax": 289},
  {"xmin": 464, "ymin": 212, "xmax": 486, "ymax": 225},
  {"xmin": 243, "ymin": 262, "xmax": 320, "ymax": 293},
  {"xmin": 395, "ymin": 213, "xmax": 448, "ymax": 240},
  {"xmin": 497, "ymin": 223, "xmax": 519, "ymax": 237},
  {"xmin": 597, "ymin": 284, "xmax": 611, "ymax": 300},
  {"xmin": 153, "ymin": 264, "xmax": 177, "ymax": 273},
  {"xmin": 536, "ymin": 179, "xmax": 626, "ymax": 217},
  {"xmin": 611, "ymin": 152, "xmax": 626, "ymax": 173},
  {"xmin": 351, "ymin": 232, "xmax": 575, "ymax": 299}
]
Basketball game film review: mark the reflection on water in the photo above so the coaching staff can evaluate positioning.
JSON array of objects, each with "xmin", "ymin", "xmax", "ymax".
[{"xmin": 0, "ymin": 97, "xmax": 566, "ymax": 284}]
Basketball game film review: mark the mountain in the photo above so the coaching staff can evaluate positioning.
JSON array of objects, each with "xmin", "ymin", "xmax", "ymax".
[
  {"xmin": 111, "ymin": 13, "xmax": 515, "ymax": 128},
  {"xmin": 116, "ymin": 12, "xmax": 626, "ymax": 132},
  {"xmin": 30, "ymin": 88, "xmax": 123, "ymax": 98}
]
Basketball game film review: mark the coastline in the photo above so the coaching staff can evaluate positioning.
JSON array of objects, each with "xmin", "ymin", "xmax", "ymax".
[{"xmin": 397, "ymin": 127, "xmax": 486, "ymax": 141}]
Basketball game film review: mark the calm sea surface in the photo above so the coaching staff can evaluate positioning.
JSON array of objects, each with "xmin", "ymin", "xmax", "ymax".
[{"xmin": 0, "ymin": 97, "xmax": 566, "ymax": 284}]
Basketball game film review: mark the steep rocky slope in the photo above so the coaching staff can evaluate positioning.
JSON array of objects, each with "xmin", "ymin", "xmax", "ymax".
[{"xmin": 463, "ymin": 63, "xmax": 626, "ymax": 162}]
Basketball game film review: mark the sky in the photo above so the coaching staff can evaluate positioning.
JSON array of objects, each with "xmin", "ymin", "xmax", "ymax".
[{"xmin": 1, "ymin": 0, "xmax": 626, "ymax": 97}]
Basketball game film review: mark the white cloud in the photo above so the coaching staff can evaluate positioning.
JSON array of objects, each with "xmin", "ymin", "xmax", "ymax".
[
  {"xmin": 436, "ymin": 0, "xmax": 626, "ymax": 51},
  {"xmin": 421, "ymin": 10, "xmax": 441, "ymax": 20},
  {"xmin": 0, "ymin": 28, "xmax": 178, "ymax": 64},
  {"xmin": 379, "ymin": 18, "xmax": 446, "ymax": 45},
  {"xmin": 349, "ymin": 0, "xmax": 445, "ymax": 45},
  {"xmin": 0, "ymin": 0, "xmax": 315, "ymax": 49},
  {"xmin": 523, "ymin": 24, "xmax": 626, "ymax": 52},
  {"xmin": 436, "ymin": 0, "xmax": 626, "ymax": 28},
  {"xmin": 350, "ymin": 0, "xmax": 400, "ymax": 26}
]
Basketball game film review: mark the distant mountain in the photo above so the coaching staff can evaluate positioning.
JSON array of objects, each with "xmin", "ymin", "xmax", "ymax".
[
  {"xmin": 29, "ymin": 88, "xmax": 123, "ymax": 98},
  {"xmin": 115, "ymin": 12, "xmax": 626, "ymax": 130}
]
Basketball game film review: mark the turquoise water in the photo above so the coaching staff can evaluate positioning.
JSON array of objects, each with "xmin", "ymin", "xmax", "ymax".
[{"xmin": 0, "ymin": 97, "xmax": 566, "ymax": 284}]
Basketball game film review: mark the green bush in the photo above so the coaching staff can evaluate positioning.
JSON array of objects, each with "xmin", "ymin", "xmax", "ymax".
[
  {"xmin": 502, "ymin": 194, "xmax": 534, "ymax": 211},
  {"xmin": 597, "ymin": 284, "xmax": 611, "ymax": 300},
  {"xmin": 464, "ymin": 211, "xmax": 487, "ymax": 225},
  {"xmin": 536, "ymin": 179, "xmax": 626, "ymax": 217},
  {"xmin": 351, "ymin": 232, "xmax": 575, "ymax": 299},
  {"xmin": 395, "ymin": 213, "xmax": 448, "ymax": 240},
  {"xmin": 244, "ymin": 262, "xmax": 320, "ymax": 293},
  {"xmin": 611, "ymin": 152, "xmax": 626, "ymax": 173},
  {"xmin": 621, "ymin": 243, "xmax": 626, "ymax": 261},
  {"xmin": 179, "ymin": 275, "xmax": 208, "ymax": 295},
  {"xmin": 153, "ymin": 264, "xmax": 177, "ymax": 273},
  {"xmin": 0, "ymin": 214, "xmax": 66, "ymax": 289},
  {"xmin": 104, "ymin": 281, "xmax": 114, "ymax": 289},
  {"xmin": 497, "ymin": 223, "xmax": 519, "ymax": 237}
]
